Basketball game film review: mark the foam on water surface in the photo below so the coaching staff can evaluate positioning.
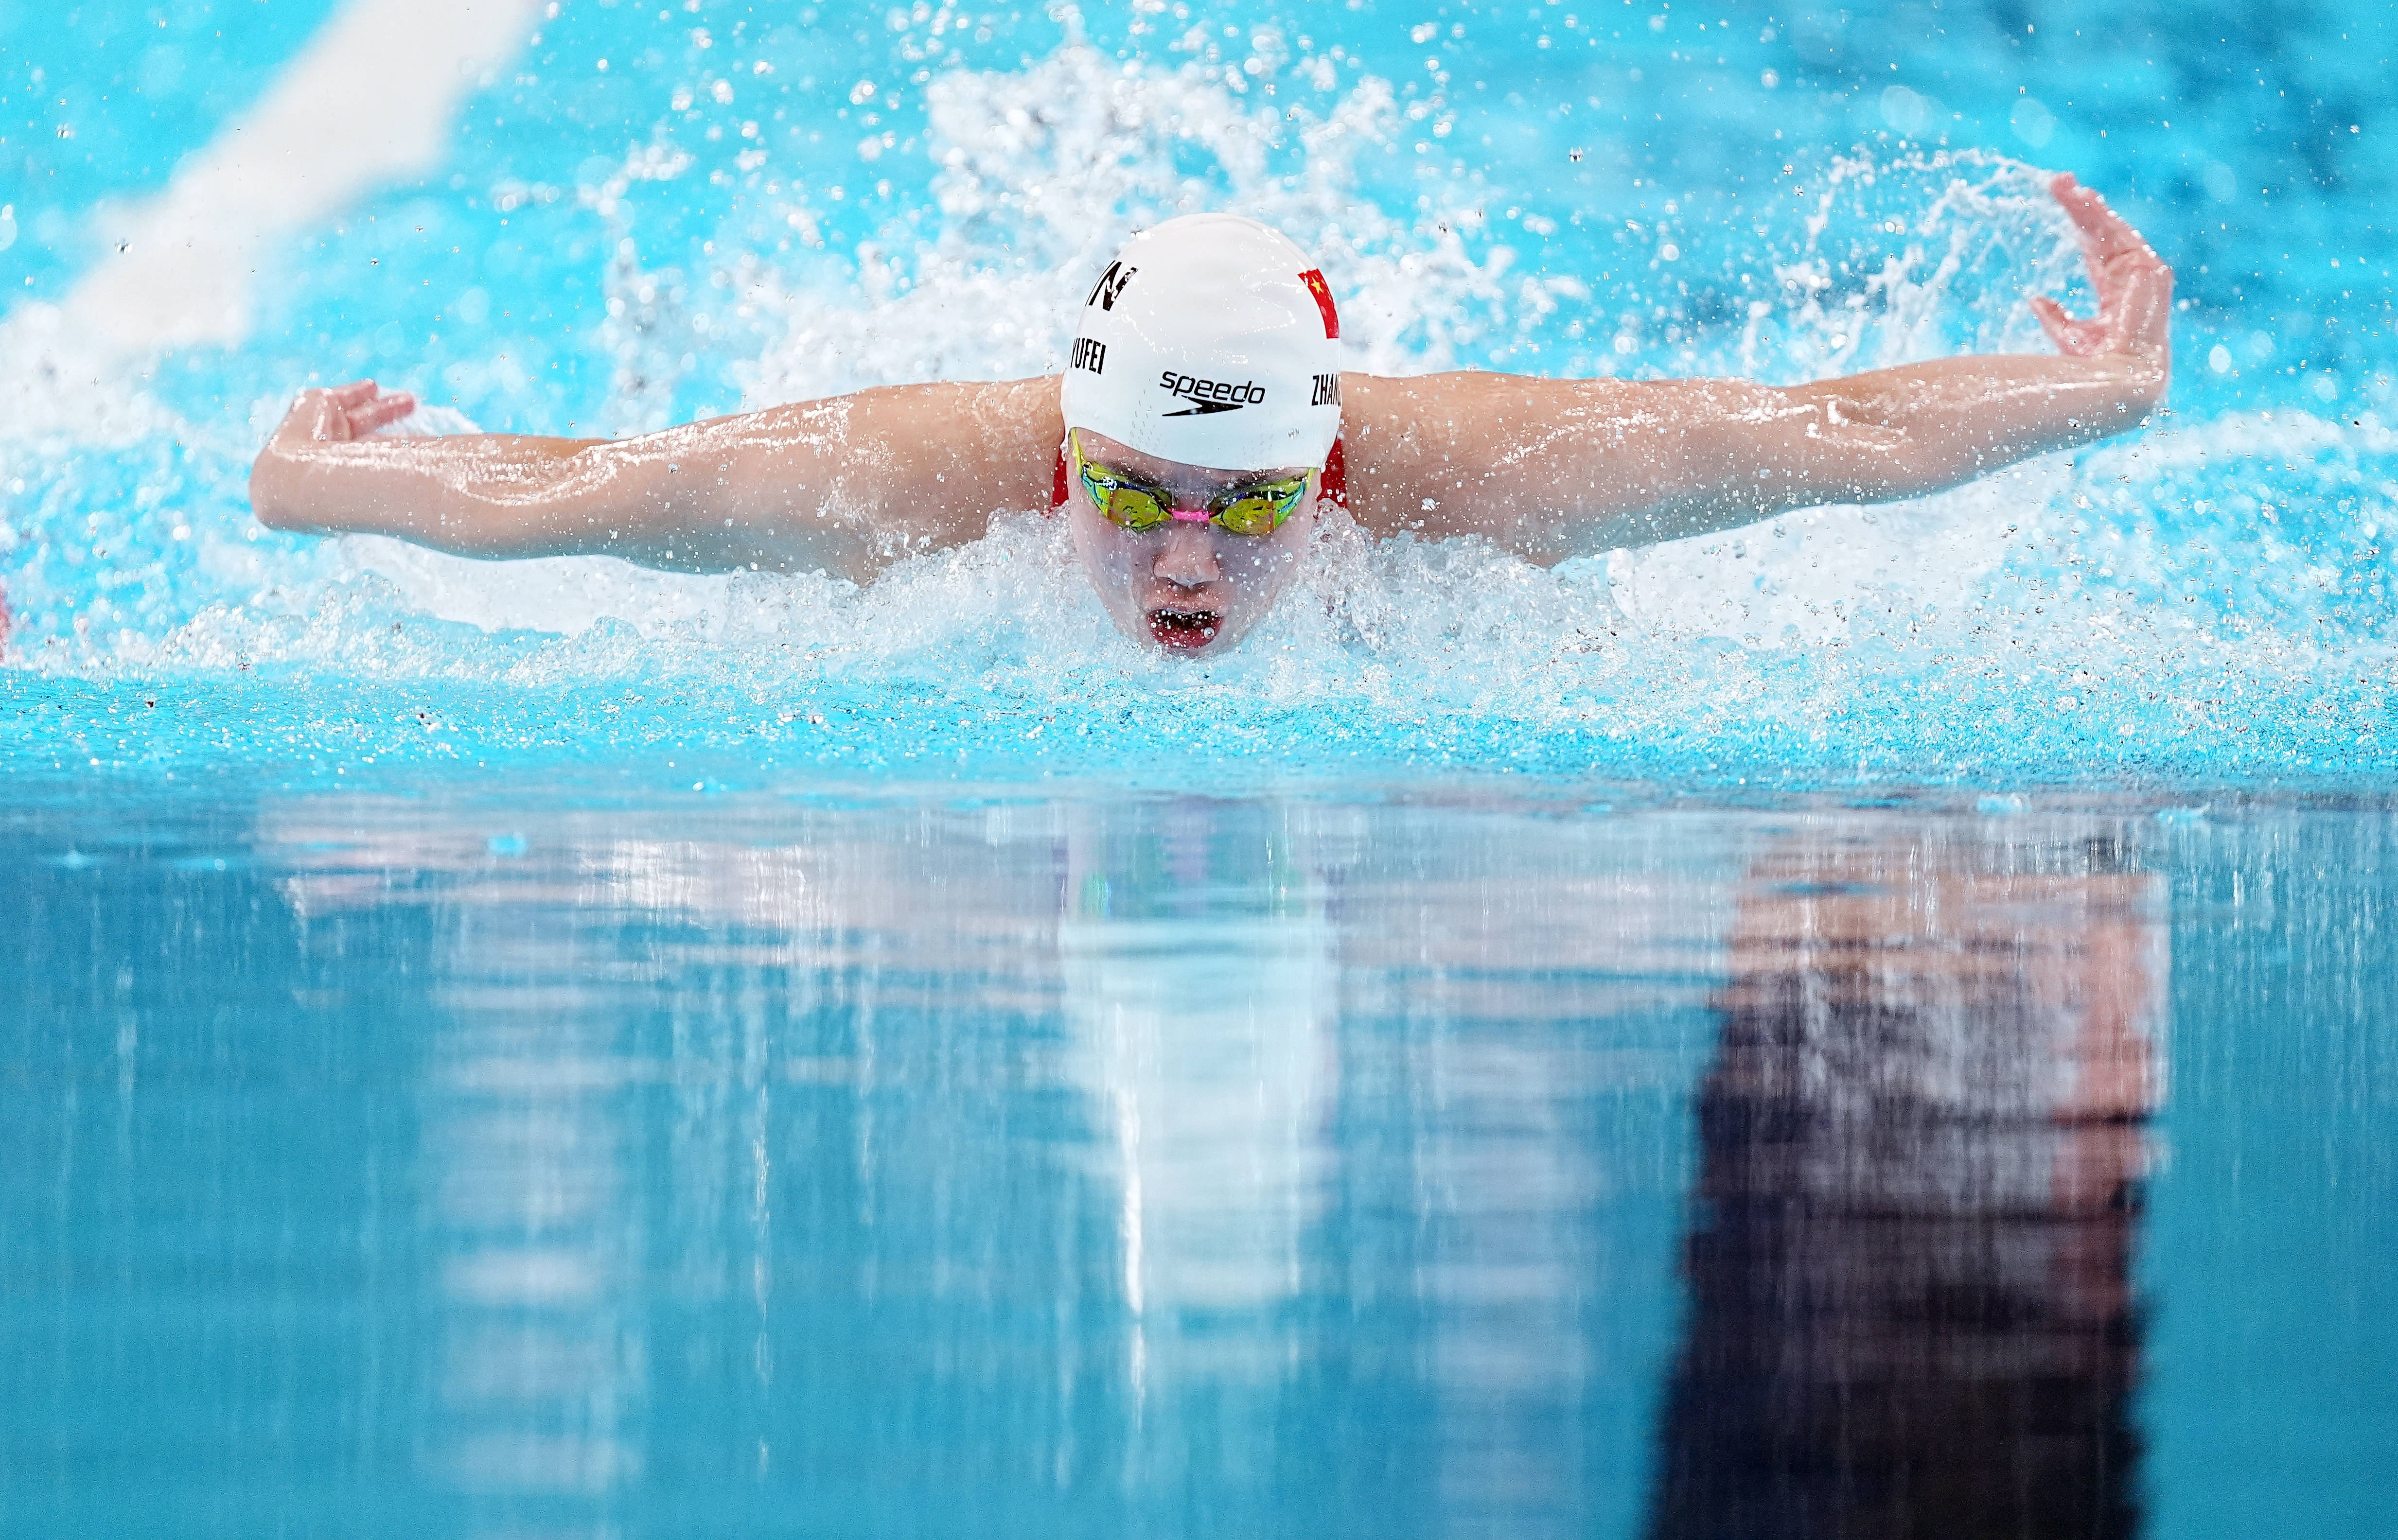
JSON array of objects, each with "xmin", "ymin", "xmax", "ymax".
[{"xmin": 2, "ymin": 6, "xmax": 2394, "ymax": 792}]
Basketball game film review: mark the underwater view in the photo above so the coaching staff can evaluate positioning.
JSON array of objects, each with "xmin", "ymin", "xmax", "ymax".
[{"xmin": 3, "ymin": 0, "xmax": 2394, "ymax": 1533}]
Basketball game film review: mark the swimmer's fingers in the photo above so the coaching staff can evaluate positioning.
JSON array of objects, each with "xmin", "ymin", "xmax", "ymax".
[
  {"xmin": 348, "ymin": 390, "xmax": 418, "ymax": 435},
  {"xmin": 2051, "ymin": 174, "xmax": 2153, "ymax": 266},
  {"xmin": 2029, "ymin": 293, "xmax": 2108, "ymax": 358},
  {"xmin": 270, "ymin": 381, "xmax": 400, "ymax": 448},
  {"xmin": 267, "ymin": 387, "xmax": 351, "ymax": 448},
  {"xmin": 327, "ymin": 379, "xmax": 413, "ymax": 435},
  {"xmin": 2050, "ymin": 173, "xmax": 2171, "ymax": 322},
  {"xmin": 2039, "ymin": 175, "xmax": 2174, "ymax": 365}
]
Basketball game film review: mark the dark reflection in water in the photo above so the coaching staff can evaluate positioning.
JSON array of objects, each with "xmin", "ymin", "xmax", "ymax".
[
  {"xmin": 4, "ymin": 791, "xmax": 2392, "ymax": 1539},
  {"xmin": 1652, "ymin": 827, "xmax": 2161, "ymax": 1540}
]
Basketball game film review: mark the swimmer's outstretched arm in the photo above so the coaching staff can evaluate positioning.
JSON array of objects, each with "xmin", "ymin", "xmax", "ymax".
[
  {"xmin": 1341, "ymin": 173, "xmax": 2171, "ymax": 563},
  {"xmin": 250, "ymin": 377, "xmax": 1063, "ymax": 579}
]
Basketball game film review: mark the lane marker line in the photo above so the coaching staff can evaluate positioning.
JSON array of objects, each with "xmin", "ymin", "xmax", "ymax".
[
  {"xmin": 0, "ymin": 0, "xmax": 544, "ymax": 452},
  {"xmin": 72, "ymin": 0, "xmax": 547, "ymax": 351}
]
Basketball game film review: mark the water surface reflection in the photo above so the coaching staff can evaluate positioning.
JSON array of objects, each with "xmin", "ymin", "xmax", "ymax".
[
  {"xmin": 250, "ymin": 793, "xmax": 1731, "ymax": 1536},
  {"xmin": 1652, "ymin": 823, "xmax": 2162, "ymax": 1540},
  {"xmin": 21, "ymin": 788, "xmax": 2377, "ymax": 1540}
]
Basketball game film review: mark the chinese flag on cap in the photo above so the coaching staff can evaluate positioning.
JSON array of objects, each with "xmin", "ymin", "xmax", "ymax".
[{"xmin": 1298, "ymin": 269, "xmax": 1340, "ymax": 340}]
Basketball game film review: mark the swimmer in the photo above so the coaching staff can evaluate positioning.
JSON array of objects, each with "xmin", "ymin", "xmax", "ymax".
[{"xmin": 250, "ymin": 172, "xmax": 2170, "ymax": 654}]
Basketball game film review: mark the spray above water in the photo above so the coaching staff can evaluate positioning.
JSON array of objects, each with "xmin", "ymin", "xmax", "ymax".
[{"xmin": 0, "ymin": 40, "xmax": 2391, "ymax": 787}]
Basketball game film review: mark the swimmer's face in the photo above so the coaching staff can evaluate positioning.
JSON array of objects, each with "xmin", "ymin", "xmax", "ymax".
[{"xmin": 1063, "ymin": 428, "xmax": 1320, "ymax": 656}]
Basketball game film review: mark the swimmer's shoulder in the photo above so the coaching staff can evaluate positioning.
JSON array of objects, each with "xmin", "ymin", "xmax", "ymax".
[
  {"xmin": 694, "ymin": 378, "xmax": 1062, "ymax": 574},
  {"xmin": 1335, "ymin": 371, "xmax": 1703, "ymax": 553},
  {"xmin": 1336, "ymin": 371, "xmax": 1603, "ymax": 534}
]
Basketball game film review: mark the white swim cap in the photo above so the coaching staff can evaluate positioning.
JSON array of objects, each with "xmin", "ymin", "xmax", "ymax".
[{"xmin": 1059, "ymin": 213, "xmax": 1343, "ymax": 473}]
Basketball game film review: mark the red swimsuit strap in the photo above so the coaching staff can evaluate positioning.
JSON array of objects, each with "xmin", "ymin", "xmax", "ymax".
[{"xmin": 1051, "ymin": 435, "xmax": 1347, "ymax": 513}]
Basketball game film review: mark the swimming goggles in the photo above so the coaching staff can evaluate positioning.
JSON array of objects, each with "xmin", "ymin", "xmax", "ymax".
[{"xmin": 1069, "ymin": 430, "xmax": 1311, "ymax": 537}]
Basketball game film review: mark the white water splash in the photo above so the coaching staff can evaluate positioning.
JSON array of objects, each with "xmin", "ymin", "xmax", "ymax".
[
  {"xmin": 726, "ymin": 42, "xmax": 1539, "ymax": 411},
  {"xmin": 5, "ymin": 34, "xmax": 2392, "ymax": 788}
]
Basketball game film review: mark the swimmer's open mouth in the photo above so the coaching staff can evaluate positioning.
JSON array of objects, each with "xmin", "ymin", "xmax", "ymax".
[{"xmin": 1147, "ymin": 607, "xmax": 1222, "ymax": 649}]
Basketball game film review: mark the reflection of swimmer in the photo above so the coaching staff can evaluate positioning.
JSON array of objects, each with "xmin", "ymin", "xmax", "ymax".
[
  {"xmin": 250, "ymin": 176, "xmax": 2170, "ymax": 658},
  {"xmin": 1054, "ymin": 800, "xmax": 1336, "ymax": 1419},
  {"xmin": 1648, "ymin": 825, "xmax": 2164, "ymax": 1540}
]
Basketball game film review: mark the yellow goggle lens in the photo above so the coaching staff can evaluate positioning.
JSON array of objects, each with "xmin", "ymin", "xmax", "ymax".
[
  {"xmin": 1073, "ymin": 434, "xmax": 1309, "ymax": 537},
  {"xmin": 1216, "ymin": 489, "xmax": 1296, "ymax": 536},
  {"xmin": 1102, "ymin": 485, "xmax": 1174, "ymax": 531}
]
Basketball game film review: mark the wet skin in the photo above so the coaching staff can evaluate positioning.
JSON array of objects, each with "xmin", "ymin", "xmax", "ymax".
[
  {"xmin": 252, "ymin": 175, "xmax": 2172, "ymax": 660},
  {"xmin": 1060, "ymin": 429, "xmax": 1322, "ymax": 654}
]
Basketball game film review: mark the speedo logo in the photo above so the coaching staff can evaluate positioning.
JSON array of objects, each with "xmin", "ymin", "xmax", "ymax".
[{"xmin": 1159, "ymin": 371, "xmax": 1266, "ymax": 417}]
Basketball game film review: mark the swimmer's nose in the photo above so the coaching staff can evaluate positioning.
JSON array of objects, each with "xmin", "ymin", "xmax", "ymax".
[{"xmin": 1151, "ymin": 523, "xmax": 1222, "ymax": 587}]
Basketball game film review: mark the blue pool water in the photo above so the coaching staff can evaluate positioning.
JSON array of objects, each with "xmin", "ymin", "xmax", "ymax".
[
  {"xmin": 4, "ymin": 0, "xmax": 2397, "ymax": 1533},
  {"xmin": 6, "ymin": 790, "xmax": 2397, "ymax": 1537}
]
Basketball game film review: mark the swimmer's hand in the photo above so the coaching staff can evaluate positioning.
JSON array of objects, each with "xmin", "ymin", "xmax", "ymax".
[
  {"xmin": 252, "ymin": 381, "xmax": 420, "ymax": 536},
  {"xmin": 2028, "ymin": 173, "xmax": 2173, "ymax": 400},
  {"xmin": 1340, "ymin": 172, "xmax": 2178, "ymax": 558},
  {"xmin": 272, "ymin": 379, "xmax": 420, "ymax": 447}
]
